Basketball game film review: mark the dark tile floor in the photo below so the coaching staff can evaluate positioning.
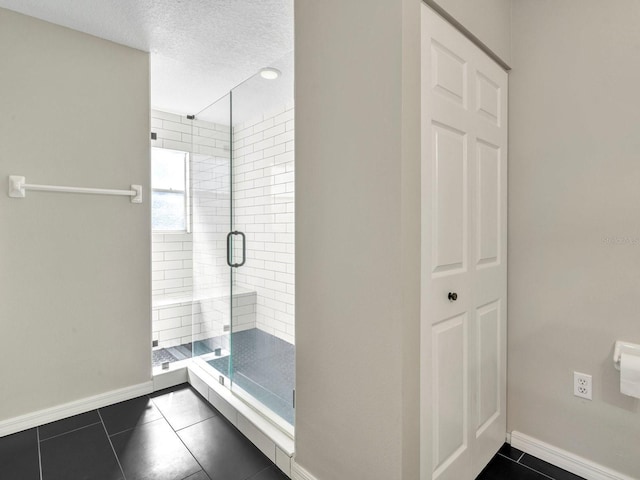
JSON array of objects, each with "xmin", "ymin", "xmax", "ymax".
[
  {"xmin": 476, "ymin": 443, "xmax": 585, "ymax": 480},
  {"xmin": 1, "ymin": 382, "xmax": 587, "ymax": 480},
  {"xmin": 0, "ymin": 384, "xmax": 288, "ymax": 480}
]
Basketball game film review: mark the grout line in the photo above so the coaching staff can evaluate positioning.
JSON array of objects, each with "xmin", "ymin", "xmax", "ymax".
[
  {"xmin": 516, "ymin": 461, "xmax": 556, "ymax": 480},
  {"xmin": 174, "ymin": 435, "xmax": 210, "ymax": 480},
  {"xmin": 36, "ymin": 428, "xmax": 43, "ymax": 480},
  {"xmin": 150, "ymin": 391, "xmax": 212, "ymax": 480},
  {"xmin": 108, "ymin": 418, "xmax": 164, "ymax": 439},
  {"xmin": 174, "ymin": 409, "xmax": 220, "ymax": 433},
  {"xmin": 247, "ymin": 465, "xmax": 274, "ymax": 480},
  {"xmin": 97, "ymin": 409, "xmax": 127, "ymax": 480},
  {"xmin": 38, "ymin": 421, "xmax": 103, "ymax": 442},
  {"xmin": 499, "ymin": 453, "xmax": 556, "ymax": 480},
  {"xmin": 497, "ymin": 452, "xmax": 518, "ymax": 462},
  {"xmin": 517, "ymin": 452, "xmax": 525, "ymax": 463}
]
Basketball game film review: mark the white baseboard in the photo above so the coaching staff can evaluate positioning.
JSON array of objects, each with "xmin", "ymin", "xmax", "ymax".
[
  {"xmin": 0, "ymin": 381, "xmax": 153, "ymax": 437},
  {"xmin": 291, "ymin": 460, "xmax": 319, "ymax": 480},
  {"xmin": 510, "ymin": 431, "xmax": 638, "ymax": 480}
]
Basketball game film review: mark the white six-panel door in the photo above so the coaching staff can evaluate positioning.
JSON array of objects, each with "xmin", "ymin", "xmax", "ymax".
[{"xmin": 420, "ymin": 5, "xmax": 508, "ymax": 480}]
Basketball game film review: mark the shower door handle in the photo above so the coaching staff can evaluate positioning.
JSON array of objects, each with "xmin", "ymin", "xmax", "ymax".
[{"xmin": 226, "ymin": 231, "xmax": 246, "ymax": 268}]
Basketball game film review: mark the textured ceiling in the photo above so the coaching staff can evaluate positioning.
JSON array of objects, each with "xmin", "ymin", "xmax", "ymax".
[{"xmin": 0, "ymin": 0, "xmax": 293, "ymax": 115}]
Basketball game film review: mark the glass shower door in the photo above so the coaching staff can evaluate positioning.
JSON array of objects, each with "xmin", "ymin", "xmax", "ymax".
[
  {"xmin": 229, "ymin": 52, "xmax": 295, "ymax": 430},
  {"xmin": 189, "ymin": 94, "xmax": 233, "ymax": 381},
  {"xmin": 189, "ymin": 52, "xmax": 295, "ymax": 432}
]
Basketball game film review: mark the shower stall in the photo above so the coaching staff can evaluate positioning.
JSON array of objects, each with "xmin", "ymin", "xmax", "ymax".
[{"xmin": 151, "ymin": 52, "xmax": 294, "ymax": 433}]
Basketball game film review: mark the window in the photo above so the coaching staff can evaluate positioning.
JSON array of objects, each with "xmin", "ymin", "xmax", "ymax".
[{"xmin": 152, "ymin": 147, "xmax": 188, "ymax": 231}]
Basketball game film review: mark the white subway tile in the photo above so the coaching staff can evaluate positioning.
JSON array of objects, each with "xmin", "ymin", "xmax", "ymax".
[
  {"xmin": 154, "ymin": 317, "xmax": 183, "ymax": 332},
  {"xmin": 164, "ymin": 250, "xmax": 193, "ymax": 261},
  {"xmin": 274, "ymin": 109, "xmax": 294, "ymax": 125},
  {"xmin": 163, "ymin": 120, "xmax": 192, "ymax": 134},
  {"xmin": 252, "ymin": 118, "xmax": 274, "ymax": 134},
  {"xmin": 159, "ymin": 305, "xmax": 193, "ymax": 320},
  {"xmin": 152, "ymin": 260, "xmax": 184, "ymax": 271},
  {"xmin": 263, "ymin": 123, "xmax": 286, "ymax": 139},
  {"xmin": 158, "ymin": 326, "xmax": 192, "ymax": 342},
  {"xmin": 152, "ymin": 278, "xmax": 185, "ymax": 291},
  {"xmin": 164, "ymin": 268, "xmax": 193, "ymax": 280},
  {"xmin": 152, "ymin": 110, "xmax": 182, "ymax": 123},
  {"xmin": 163, "ymin": 233, "xmax": 192, "ymax": 242},
  {"xmin": 153, "ymin": 128, "xmax": 183, "ymax": 142}
]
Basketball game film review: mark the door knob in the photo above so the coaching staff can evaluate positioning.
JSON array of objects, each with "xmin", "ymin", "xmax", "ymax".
[{"xmin": 448, "ymin": 292, "xmax": 458, "ymax": 301}]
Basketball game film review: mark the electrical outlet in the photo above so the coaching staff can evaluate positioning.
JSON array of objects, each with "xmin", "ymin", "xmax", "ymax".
[{"xmin": 574, "ymin": 372, "xmax": 592, "ymax": 400}]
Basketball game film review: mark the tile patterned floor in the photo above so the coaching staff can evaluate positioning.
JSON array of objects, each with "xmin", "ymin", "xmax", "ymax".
[
  {"xmin": 0, "ymin": 382, "xmax": 588, "ymax": 480},
  {"xmin": 0, "ymin": 384, "xmax": 288, "ymax": 480},
  {"xmin": 476, "ymin": 443, "xmax": 586, "ymax": 480}
]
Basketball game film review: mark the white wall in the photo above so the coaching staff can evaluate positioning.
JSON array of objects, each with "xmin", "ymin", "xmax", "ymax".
[
  {"xmin": 429, "ymin": 0, "xmax": 511, "ymax": 65},
  {"xmin": 0, "ymin": 8, "xmax": 150, "ymax": 420},
  {"xmin": 509, "ymin": 1, "xmax": 640, "ymax": 476},
  {"xmin": 295, "ymin": 0, "xmax": 421, "ymax": 478}
]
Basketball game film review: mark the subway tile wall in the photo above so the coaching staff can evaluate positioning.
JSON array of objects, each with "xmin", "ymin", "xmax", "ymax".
[
  {"xmin": 232, "ymin": 105, "xmax": 295, "ymax": 344},
  {"xmin": 150, "ymin": 107, "xmax": 295, "ymax": 347},
  {"xmin": 152, "ymin": 233, "xmax": 193, "ymax": 301}
]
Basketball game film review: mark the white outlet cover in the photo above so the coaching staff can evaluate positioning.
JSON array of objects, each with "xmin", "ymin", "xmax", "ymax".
[{"xmin": 573, "ymin": 371, "xmax": 592, "ymax": 400}]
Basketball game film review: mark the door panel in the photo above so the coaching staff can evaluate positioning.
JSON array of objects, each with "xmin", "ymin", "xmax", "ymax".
[
  {"xmin": 476, "ymin": 300, "xmax": 500, "ymax": 434},
  {"xmin": 421, "ymin": 5, "xmax": 508, "ymax": 480},
  {"xmin": 431, "ymin": 122, "xmax": 467, "ymax": 275},
  {"xmin": 475, "ymin": 72, "xmax": 501, "ymax": 126},
  {"xmin": 431, "ymin": 40, "xmax": 468, "ymax": 107},
  {"xmin": 476, "ymin": 140, "xmax": 500, "ymax": 268},
  {"xmin": 432, "ymin": 314, "xmax": 468, "ymax": 480}
]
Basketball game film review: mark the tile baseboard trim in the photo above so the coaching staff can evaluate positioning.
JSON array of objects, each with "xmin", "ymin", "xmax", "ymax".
[
  {"xmin": 510, "ymin": 431, "xmax": 637, "ymax": 480},
  {"xmin": 0, "ymin": 381, "xmax": 153, "ymax": 438},
  {"xmin": 291, "ymin": 460, "xmax": 319, "ymax": 480}
]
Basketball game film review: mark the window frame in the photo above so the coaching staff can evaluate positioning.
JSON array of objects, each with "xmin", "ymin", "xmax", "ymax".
[{"xmin": 151, "ymin": 147, "xmax": 190, "ymax": 233}]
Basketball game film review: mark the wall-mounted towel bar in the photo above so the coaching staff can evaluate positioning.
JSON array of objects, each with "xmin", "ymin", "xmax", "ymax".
[{"xmin": 7, "ymin": 175, "xmax": 142, "ymax": 203}]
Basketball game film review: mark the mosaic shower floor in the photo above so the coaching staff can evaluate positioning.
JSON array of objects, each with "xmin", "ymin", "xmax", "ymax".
[{"xmin": 153, "ymin": 328, "xmax": 295, "ymax": 425}]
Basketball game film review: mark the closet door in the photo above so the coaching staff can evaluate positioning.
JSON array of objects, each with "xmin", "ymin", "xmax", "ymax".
[{"xmin": 420, "ymin": 5, "xmax": 508, "ymax": 480}]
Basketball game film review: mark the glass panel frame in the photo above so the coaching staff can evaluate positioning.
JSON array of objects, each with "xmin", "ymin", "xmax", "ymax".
[{"xmin": 189, "ymin": 95, "xmax": 234, "ymax": 383}]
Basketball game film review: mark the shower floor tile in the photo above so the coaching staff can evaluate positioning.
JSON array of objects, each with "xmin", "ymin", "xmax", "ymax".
[
  {"xmin": 154, "ymin": 328, "xmax": 295, "ymax": 425},
  {"xmin": 206, "ymin": 328, "xmax": 295, "ymax": 425}
]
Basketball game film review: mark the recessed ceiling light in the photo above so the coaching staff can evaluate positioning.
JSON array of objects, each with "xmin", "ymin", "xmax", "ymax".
[{"xmin": 259, "ymin": 67, "xmax": 281, "ymax": 80}]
